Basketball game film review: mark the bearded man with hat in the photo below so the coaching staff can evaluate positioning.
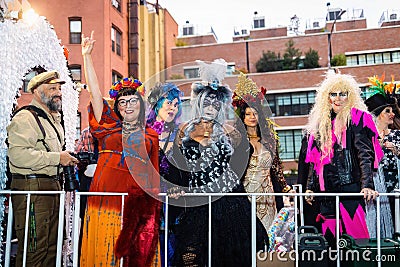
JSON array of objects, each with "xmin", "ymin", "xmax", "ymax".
[{"xmin": 7, "ymin": 70, "xmax": 78, "ymax": 266}]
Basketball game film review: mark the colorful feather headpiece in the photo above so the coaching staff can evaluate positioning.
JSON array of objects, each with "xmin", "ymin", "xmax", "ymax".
[
  {"xmin": 232, "ymin": 72, "xmax": 267, "ymax": 109},
  {"xmin": 365, "ymin": 73, "xmax": 399, "ymax": 116},
  {"xmin": 366, "ymin": 73, "xmax": 398, "ymax": 98},
  {"xmin": 191, "ymin": 59, "xmax": 232, "ymax": 103},
  {"xmin": 109, "ymin": 77, "xmax": 144, "ymax": 100}
]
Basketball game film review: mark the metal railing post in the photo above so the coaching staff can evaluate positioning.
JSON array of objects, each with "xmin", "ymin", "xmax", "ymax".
[
  {"xmin": 208, "ymin": 195, "xmax": 212, "ymax": 267},
  {"xmin": 377, "ymin": 195, "xmax": 381, "ymax": 267},
  {"xmin": 72, "ymin": 193, "xmax": 81, "ymax": 267},
  {"xmin": 294, "ymin": 190, "xmax": 299, "ymax": 267},
  {"xmin": 22, "ymin": 193, "xmax": 31, "ymax": 267},
  {"xmin": 164, "ymin": 195, "xmax": 169, "ymax": 267},
  {"xmin": 56, "ymin": 192, "xmax": 66, "ymax": 267},
  {"xmin": 5, "ymin": 196, "xmax": 14, "ymax": 267},
  {"xmin": 251, "ymin": 194, "xmax": 257, "ymax": 267},
  {"xmin": 336, "ymin": 196, "xmax": 340, "ymax": 267}
]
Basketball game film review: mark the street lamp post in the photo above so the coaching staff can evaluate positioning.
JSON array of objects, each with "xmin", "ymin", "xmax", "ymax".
[{"xmin": 327, "ymin": 9, "xmax": 346, "ymax": 69}]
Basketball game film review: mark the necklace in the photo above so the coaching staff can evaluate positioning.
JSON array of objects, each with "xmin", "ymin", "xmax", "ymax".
[
  {"xmin": 204, "ymin": 122, "xmax": 212, "ymax": 137},
  {"xmin": 247, "ymin": 133, "xmax": 259, "ymax": 138},
  {"xmin": 379, "ymin": 128, "xmax": 389, "ymax": 138},
  {"xmin": 122, "ymin": 121, "xmax": 142, "ymax": 134}
]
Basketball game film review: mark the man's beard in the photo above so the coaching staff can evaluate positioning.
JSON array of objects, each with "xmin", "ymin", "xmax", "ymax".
[{"xmin": 40, "ymin": 92, "xmax": 62, "ymax": 111}]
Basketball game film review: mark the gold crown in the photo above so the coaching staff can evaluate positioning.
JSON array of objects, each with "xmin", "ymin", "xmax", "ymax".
[{"xmin": 234, "ymin": 72, "xmax": 260, "ymax": 98}]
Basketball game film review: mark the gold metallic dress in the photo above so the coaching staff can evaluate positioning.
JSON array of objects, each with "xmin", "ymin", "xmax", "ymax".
[{"xmin": 243, "ymin": 149, "xmax": 276, "ymax": 231}]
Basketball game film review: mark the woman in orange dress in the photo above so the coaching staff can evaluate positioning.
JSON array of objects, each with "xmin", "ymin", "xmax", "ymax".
[{"xmin": 80, "ymin": 31, "xmax": 161, "ymax": 267}]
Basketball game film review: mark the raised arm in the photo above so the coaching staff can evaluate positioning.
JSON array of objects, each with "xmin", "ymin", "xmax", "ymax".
[{"xmin": 82, "ymin": 31, "xmax": 103, "ymax": 122}]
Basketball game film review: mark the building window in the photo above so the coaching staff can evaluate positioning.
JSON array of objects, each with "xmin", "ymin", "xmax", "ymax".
[
  {"xmin": 328, "ymin": 10, "xmax": 342, "ymax": 21},
  {"xmin": 383, "ymin": 52, "xmax": 391, "ymax": 63},
  {"xmin": 346, "ymin": 55, "xmax": 357, "ymax": 66},
  {"xmin": 393, "ymin": 52, "xmax": 400, "ymax": 63},
  {"xmin": 254, "ymin": 16, "xmax": 265, "ymax": 28},
  {"xmin": 366, "ymin": 54, "xmax": 375, "ymax": 64},
  {"xmin": 183, "ymin": 25, "xmax": 194, "ymax": 36},
  {"xmin": 69, "ymin": 65, "xmax": 81, "ymax": 82},
  {"xmin": 375, "ymin": 53, "xmax": 383, "ymax": 64},
  {"xmin": 69, "ymin": 17, "xmax": 82, "ymax": 44},
  {"xmin": 346, "ymin": 50, "xmax": 400, "ymax": 66},
  {"xmin": 358, "ymin": 54, "xmax": 366, "ymax": 65},
  {"xmin": 184, "ymin": 67, "xmax": 199, "ymax": 79},
  {"xmin": 277, "ymin": 129, "xmax": 303, "ymax": 160},
  {"xmin": 111, "ymin": 0, "xmax": 121, "ymax": 12},
  {"xmin": 112, "ymin": 70, "xmax": 123, "ymax": 84},
  {"xmin": 111, "ymin": 26, "xmax": 122, "ymax": 56},
  {"xmin": 266, "ymin": 91, "xmax": 315, "ymax": 117}
]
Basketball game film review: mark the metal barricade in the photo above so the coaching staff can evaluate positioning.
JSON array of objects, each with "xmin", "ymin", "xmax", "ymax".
[{"xmin": 1, "ymin": 189, "xmax": 399, "ymax": 267}]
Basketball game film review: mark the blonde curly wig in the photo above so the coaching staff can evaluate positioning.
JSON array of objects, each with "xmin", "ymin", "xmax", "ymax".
[{"xmin": 306, "ymin": 72, "xmax": 368, "ymax": 157}]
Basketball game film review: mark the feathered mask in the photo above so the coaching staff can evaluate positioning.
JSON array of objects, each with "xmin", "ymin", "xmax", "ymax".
[
  {"xmin": 191, "ymin": 59, "xmax": 232, "ymax": 103},
  {"xmin": 232, "ymin": 72, "xmax": 267, "ymax": 110},
  {"xmin": 109, "ymin": 77, "xmax": 144, "ymax": 100}
]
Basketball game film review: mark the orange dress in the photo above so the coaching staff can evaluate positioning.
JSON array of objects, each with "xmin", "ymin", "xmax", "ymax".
[{"xmin": 80, "ymin": 100, "xmax": 160, "ymax": 267}]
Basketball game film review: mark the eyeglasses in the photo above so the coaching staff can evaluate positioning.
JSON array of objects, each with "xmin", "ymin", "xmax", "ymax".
[
  {"xmin": 329, "ymin": 92, "xmax": 348, "ymax": 98},
  {"xmin": 118, "ymin": 97, "xmax": 139, "ymax": 107}
]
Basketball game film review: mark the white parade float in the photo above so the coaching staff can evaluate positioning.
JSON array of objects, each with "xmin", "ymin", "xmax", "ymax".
[{"xmin": 0, "ymin": 1, "xmax": 79, "ymax": 265}]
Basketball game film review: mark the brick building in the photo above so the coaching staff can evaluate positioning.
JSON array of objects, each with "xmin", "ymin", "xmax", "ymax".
[
  {"xmin": 16, "ymin": 0, "xmax": 178, "ymax": 135},
  {"xmin": 11, "ymin": 1, "xmax": 400, "ymax": 174},
  {"xmin": 167, "ymin": 7, "xmax": 400, "ymax": 174}
]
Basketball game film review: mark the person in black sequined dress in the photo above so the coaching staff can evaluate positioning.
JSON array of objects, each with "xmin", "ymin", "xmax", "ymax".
[{"xmin": 166, "ymin": 59, "xmax": 267, "ymax": 267}]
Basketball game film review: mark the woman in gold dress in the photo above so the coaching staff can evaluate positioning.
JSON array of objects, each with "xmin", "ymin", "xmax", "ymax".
[{"xmin": 232, "ymin": 73, "xmax": 292, "ymax": 231}]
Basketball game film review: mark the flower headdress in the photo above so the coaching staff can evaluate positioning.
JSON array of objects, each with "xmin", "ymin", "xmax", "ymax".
[
  {"xmin": 232, "ymin": 72, "xmax": 267, "ymax": 109},
  {"xmin": 191, "ymin": 59, "xmax": 232, "ymax": 103},
  {"xmin": 109, "ymin": 77, "xmax": 144, "ymax": 100}
]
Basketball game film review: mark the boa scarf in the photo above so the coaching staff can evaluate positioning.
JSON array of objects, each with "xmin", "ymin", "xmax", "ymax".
[{"xmin": 305, "ymin": 108, "xmax": 383, "ymax": 191}]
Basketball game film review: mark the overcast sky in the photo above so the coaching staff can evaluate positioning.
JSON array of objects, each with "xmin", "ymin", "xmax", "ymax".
[{"xmin": 158, "ymin": 0, "xmax": 398, "ymax": 43}]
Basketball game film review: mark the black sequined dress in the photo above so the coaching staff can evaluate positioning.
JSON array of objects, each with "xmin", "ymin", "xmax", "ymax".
[{"xmin": 169, "ymin": 138, "xmax": 267, "ymax": 267}]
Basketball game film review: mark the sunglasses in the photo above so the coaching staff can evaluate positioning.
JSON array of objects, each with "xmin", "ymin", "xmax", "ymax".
[
  {"xmin": 329, "ymin": 92, "xmax": 348, "ymax": 98},
  {"xmin": 118, "ymin": 97, "xmax": 139, "ymax": 107}
]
